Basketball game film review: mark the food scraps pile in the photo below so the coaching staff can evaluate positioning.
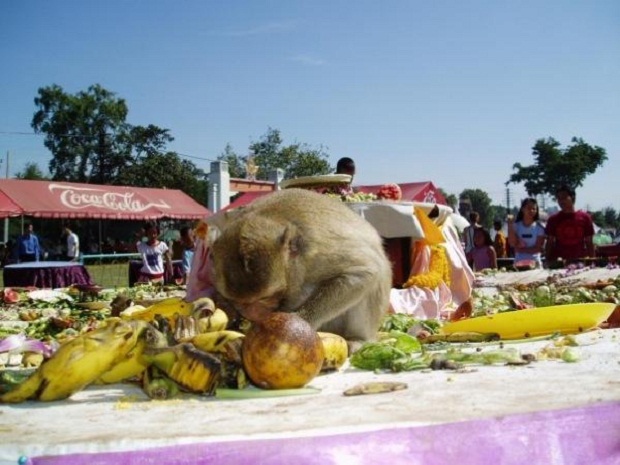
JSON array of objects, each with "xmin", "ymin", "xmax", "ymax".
[{"xmin": 1, "ymin": 276, "xmax": 615, "ymax": 403}]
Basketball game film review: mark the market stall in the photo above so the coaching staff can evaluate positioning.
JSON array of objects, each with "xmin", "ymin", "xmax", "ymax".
[{"xmin": 0, "ymin": 179, "xmax": 211, "ymax": 220}]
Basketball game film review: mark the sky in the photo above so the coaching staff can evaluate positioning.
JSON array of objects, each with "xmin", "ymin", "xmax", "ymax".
[{"xmin": 1, "ymin": 1, "xmax": 619, "ymax": 211}]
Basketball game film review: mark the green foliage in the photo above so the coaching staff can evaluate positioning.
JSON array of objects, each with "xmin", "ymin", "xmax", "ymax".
[
  {"xmin": 219, "ymin": 127, "xmax": 333, "ymax": 180},
  {"xmin": 30, "ymin": 84, "xmax": 207, "ymax": 204},
  {"xmin": 506, "ymin": 137, "xmax": 607, "ymax": 197},
  {"xmin": 218, "ymin": 144, "xmax": 246, "ymax": 178},
  {"xmin": 438, "ymin": 188, "xmax": 458, "ymax": 210},
  {"xmin": 459, "ymin": 188, "xmax": 494, "ymax": 228},
  {"xmin": 15, "ymin": 162, "xmax": 49, "ymax": 180}
]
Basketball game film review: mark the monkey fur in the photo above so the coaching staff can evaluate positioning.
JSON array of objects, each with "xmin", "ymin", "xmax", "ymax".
[{"xmin": 209, "ymin": 188, "xmax": 392, "ymax": 345}]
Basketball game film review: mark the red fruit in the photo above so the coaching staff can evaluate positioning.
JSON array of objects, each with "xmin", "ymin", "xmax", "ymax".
[
  {"xmin": 3, "ymin": 288, "xmax": 20, "ymax": 304},
  {"xmin": 377, "ymin": 183, "xmax": 402, "ymax": 201}
]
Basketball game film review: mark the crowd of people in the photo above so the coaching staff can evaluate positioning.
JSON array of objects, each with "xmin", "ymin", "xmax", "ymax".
[{"xmin": 463, "ymin": 185, "xmax": 596, "ymax": 272}]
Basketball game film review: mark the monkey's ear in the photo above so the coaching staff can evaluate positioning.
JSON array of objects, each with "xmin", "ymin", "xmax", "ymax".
[{"xmin": 280, "ymin": 225, "xmax": 304, "ymax": 258}]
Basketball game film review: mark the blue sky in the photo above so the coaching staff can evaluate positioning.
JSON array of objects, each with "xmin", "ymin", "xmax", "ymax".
[{"xmin": 1, "ymin": 1, "xmax": 619, "ymax": 211}]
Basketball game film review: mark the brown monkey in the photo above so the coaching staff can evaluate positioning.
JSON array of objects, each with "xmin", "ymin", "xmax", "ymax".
[{"xmin": 209, "ymin": 188, "xmax": 392, "ymax": 345}]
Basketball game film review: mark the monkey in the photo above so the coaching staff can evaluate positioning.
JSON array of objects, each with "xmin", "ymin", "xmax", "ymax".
[{"xmin": 209, "ymin": 188, "xmax": 393, "ymax": 347}]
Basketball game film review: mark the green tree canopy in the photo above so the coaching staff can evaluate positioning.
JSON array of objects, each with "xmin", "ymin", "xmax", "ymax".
[
  {"xmin": 15, "ymin": 162, "xmax": 49, "ymax": 180},
  {"xmin": 219, "ymin": 127, "xmax": 333, "ymax": 180},
  {"xmin": 459, "ymin": 188, "xmax": 494, "ymax": 229},
  {"xmin": 30, "ymin": 84, "xmax": 207, "ymax": 204},
  {"xmin": 506, "ymin": 137, "xmax": 607, "ymax": 197}
]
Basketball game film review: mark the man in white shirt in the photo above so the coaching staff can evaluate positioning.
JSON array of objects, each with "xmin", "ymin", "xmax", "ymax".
[{"xmin": 63, "ymin": 224, "xmax": 80, "ymax": 261}]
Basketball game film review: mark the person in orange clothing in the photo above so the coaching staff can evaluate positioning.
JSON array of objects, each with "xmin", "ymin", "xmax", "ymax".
[{"xmin": 492, "ymin": 219, "xmax": 507, "ymax": 259}]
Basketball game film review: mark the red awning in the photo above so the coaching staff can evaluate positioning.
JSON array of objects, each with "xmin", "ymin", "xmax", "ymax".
[
  {"xmin": 357, "ymin": 181, "xmax": 447, "ymax": 205},
  {"xmin": 223, "ymin": 191, "xmax": 273, "ymax": 211},
  {"xmin": 0, "ymin": 179, "xmax": 211, "ymax": 220}
]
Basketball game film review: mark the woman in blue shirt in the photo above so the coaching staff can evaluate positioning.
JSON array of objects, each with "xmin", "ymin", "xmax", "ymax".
[{"xmin": 507, "ymin": 198, "xmax": 546, "ymax": 268}]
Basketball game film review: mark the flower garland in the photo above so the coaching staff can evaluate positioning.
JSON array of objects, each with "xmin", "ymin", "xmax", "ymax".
[{"xmin": 402, "ymin": 244, "xmax": 451, "ymax": 289}]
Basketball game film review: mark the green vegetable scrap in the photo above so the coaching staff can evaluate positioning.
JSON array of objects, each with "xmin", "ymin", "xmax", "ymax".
[{"xmin": 350, "ymin": 331, "xmax": 425, "ymax": 372}]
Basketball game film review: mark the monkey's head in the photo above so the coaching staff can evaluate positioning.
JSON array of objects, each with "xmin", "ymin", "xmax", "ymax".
[{"xmin": 210, "ymin": 214, "xmax": 305, "ymax": 323}]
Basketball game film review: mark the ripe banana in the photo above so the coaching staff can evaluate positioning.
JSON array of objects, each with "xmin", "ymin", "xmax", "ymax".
[
  {"xmin": 0, "ymin": 319, "xmax": 142, "ymax": 403},
  {"xmin": 96, "ymin": 323, "xmax": 167, "ymax": 385},
  {"xmin": 318, "ymin": 332, "xmax": 349, "ymax": 372},
  {"xmin": 191, "ymin": 330, "xmax": 245, "ymax": 355},
  {"xmin": 144, "ymin": 343, "xmax": 221, "ymax": 395},
  {"xmin": 120, "ymin": 297, "xmax": 225, "ymax": 332},
  {"xmin": 195, "ymin": 308, "xmax": 229, "ymax": 333},
  {"xmin": 120, "ymin": 297, "xmax": 193, "ymax": 325}
]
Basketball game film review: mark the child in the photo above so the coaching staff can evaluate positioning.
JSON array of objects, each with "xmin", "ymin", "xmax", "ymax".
[
  {"xmin": 467, "ymin": 227, "xmax": 497, "ymax": 271},
  {"xmin": 136, "ymin": 222, "xmax": 173, "ymax": 284},
  {"xmin": 493, "ymin": 220, "xmax": 507, "ymax": 259}
]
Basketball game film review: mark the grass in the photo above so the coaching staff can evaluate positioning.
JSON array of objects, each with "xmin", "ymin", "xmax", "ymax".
[
  {"xmin": 0, "ymin": 262, "xmax": 130, "ymax": 289},
  {"xmin": 84, "ymin": 263, "xmax": 130, "ymax": 289}
]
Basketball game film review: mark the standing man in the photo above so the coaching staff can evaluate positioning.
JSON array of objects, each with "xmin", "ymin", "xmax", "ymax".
[
  {"xmin": 17, "ymin": 223, "xmax": 41, "ymax": 262},
  {"xmin": 463, "ymin": 212, "xmax": 481, "ymax": 261},
  {"xmin": 63, "ymin": 223, "xmax": 80, "ymax": 262},
  {"xmin": 545, "ymin": 185, "xmax": 595, "ymax": 264}
]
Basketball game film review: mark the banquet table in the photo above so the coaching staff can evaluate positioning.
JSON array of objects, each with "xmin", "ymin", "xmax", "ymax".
[
  {"xmin": 128, "ymin": 260, "xmax": 184, "ymax": 286},
  {"xmin": 2, "ymin": 261, "xmax": 92, "ymax": 289},
  {"xmin": 0, "ymin": 328, "xmax": 618, "ymax": 465}
]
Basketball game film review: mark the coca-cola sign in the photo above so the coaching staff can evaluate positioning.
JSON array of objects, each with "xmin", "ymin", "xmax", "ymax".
[{"xmin": 49, "ymin": 183, "xmax": 171, "ymax": 212}]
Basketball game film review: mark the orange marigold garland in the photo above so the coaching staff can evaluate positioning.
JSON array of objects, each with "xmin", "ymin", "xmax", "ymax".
[{"xmin": 402, "ymin": 244, "xmax": 451, "ymax": 289}]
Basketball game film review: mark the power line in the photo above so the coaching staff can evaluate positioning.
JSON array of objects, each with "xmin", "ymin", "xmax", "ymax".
[{"xmin": 0, "ymin": 130, "xmax": 217, "ymax": 163}]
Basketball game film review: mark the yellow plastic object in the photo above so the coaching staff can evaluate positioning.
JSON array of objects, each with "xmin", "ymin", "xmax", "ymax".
[{"xmin": 442, "ymin": 303, "xmax": 616, "ymax": 340}]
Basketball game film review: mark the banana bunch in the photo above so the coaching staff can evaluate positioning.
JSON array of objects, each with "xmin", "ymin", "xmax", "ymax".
[{"xmin": 0, "ymin": 319, "xmax": 147, "ymax": 403}]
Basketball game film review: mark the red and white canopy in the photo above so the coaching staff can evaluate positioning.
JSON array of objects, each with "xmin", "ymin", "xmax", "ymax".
[{"xmin": 0, "ymin": 179, "xmax": 211, "ymax": 220}]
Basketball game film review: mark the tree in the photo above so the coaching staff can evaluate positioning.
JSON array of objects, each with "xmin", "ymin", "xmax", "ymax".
[
  {"xmin": 218, "ymin": 143, "xmax": 246, "ymax": 178},
  {"xmin": 15, "ymin": 162, "xmax": 49, "ymax": 180},
  {"xmin": 459, "ymin": 188, "xmax": 494, "ymax": 228},
  {"xmin": 506, "ymin": 137, "xmax": 607, "ymax": 197},
  {"xmin": 219, "ymin": 127, "xmax": 332, "ymax": 180},
  {"xmin": 30, "ymin": 84, "xmax": 207, "ymax": 204},
  {"xmin": 438, "ymin": 188, "xmax": 458, "ymax": 210}
]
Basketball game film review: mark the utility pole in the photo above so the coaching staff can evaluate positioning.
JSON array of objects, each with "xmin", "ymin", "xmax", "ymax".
[
  {"xmin": 3, "ymin": 151, "xmax": 9, "ymax": 243},
  {"xmin": 505, "ymin": 187, "xmax": 512, "ymax": 214}
]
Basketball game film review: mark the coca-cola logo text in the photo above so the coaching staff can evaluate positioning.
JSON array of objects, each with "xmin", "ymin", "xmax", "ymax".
[{"xmin": 49, "ymin": 184, "xmax": 171, "ymax": 212}]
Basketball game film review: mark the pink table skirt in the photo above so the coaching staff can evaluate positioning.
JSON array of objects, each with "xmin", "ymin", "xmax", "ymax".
[
  {"xmin": 25, "ymin": 401, "xmax": 620, "ymax": 465},
  {"xmin": 3, "ymin": 262, "xmax": 92, "ymax": 289}
]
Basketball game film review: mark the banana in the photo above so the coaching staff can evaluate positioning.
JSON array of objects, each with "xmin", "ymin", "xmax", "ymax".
[
  {"xmin": 420, "ymin": 332, "xmax": 501, "ymax": 344},
  {"xmin": 174, "ymin": 314, "xmax": 197, "ymax": 342},
  {"xmin": 120, "ymin": 297, "xmax": 193, "ymax": 326},
  {"xmin": 191, "ymin": 330, "xmax": 245, "ymax": 355},
  {"xmin": 195, "ymin": 308, "xmax": 229, "ymax": 333},
  {"xmin": 120, "ymin": 297, "xmax": 225, "ymax": 333},
  {"xmin": 142, "ymin": 366, "xmax": 180, "ymax": 400},
  {"xmin": 318, "ymin": 332, "xmax": 349, "ymax": 372},
  {"xmin": 96, "ymin": 323, "xmax": 167, "ymax": 385},
  {"xmin": 144, "ymin": 343, "xmax": 221, "ymax": 395},
  {"xmin": 0, "ymin": 319, "xmax": 142, "ymax": 403},
  {"xmin": 219, "ymin": 359, "xmax": 249, "ymax": 390}
]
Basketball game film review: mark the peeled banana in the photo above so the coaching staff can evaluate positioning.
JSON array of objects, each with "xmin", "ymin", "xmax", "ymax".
[
  {"xmin": 1, "ymin": 319, "xmax": 142, "ymax": 403},
  {"xmin": 318, "ymin": 332, "xmax": 349, "ymax": 372}
]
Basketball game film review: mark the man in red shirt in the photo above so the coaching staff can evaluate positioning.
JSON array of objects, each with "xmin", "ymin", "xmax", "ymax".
[{"xmin": 545, "ymin": 185, "xmax": 595, "ymax": 264}]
